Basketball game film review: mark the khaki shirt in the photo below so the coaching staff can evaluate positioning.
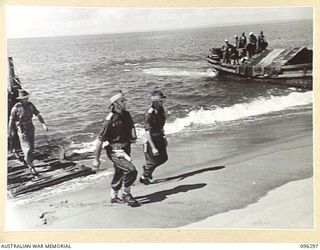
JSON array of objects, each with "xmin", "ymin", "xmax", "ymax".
[
  {"xmin": 98, "ymin": 110, "xmax": 135, "ymax": 144},
  {"xmin": 10, "ymin": 102, "xmax": 40, "ymax": 133}
]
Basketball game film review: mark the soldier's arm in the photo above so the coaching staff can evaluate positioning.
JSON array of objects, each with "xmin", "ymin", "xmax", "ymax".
[
  {"xmin": 8, "ymin": 107, "xmax": 17, "ymax": 136},
  {"xmin": 146, "ymin": 131, "xmax": 157, "ymax": 149},
  {"xmin": 36, "ymin": 113, "xmax": 44, "ymax": 123},
  {"xmin": 31, "ymin": 103, "xmax": 48, "ymax": 130},
  {"xmin": 128, "ymin": 112, "xmax": 137, "ymax": 142},
  {"xmin": 8, "ymin": 119, "xmax": 14, "ymax": 137},
  {"xmin": 145, "ymin": 109, "xmax": 158, "ymax": 154},
  {"xmin": 37, "ymin": 113, "xmax": 48, "ymax": 131},
  {"xmin": 93, "ymin": 114, "xmax": 112, "ymax": 167},
  {"xmin": 93, "ymin": 140, "xmax": 103, "ymax": 167}
]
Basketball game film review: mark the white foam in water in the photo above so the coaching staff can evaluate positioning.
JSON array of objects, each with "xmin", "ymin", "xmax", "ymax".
[
  {"xmin": 70, "ymin": 91, "xmax": 312, "ymax": 153},
  {"xmin": 70, "ymin": 140, "xmax": 97, "ymax": 154},
  {"xmin": 164, "ymin": 91, "xmax": 312, "ymax": 134},
  {"xmin": 124, "ymin": 62, "xmax": 140, "ymax": 66},
  {"xmin": 143, "ymin": 68, "xmax": 217, "ymax": 77},
  {"xmin": 71, "ymin": 139, "xmax": 110, "ymax": 154},
  {"xmin": 71, "ymin": 130, "xmax": 146, "ymax": 154},
  {"xmin": 10, "ymin": 170, "xmax": 113, "ymax": 205}
]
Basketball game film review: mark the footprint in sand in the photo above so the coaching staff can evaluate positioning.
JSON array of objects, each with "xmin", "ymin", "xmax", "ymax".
[{"xmin": 39, "ymin": 211, "xmax": 57, "ymax": 225}]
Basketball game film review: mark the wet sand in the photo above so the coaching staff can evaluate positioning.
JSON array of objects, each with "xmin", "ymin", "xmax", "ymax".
[{"xmin": 5, "ymin": 112, "xmax": 313, "ymax": 230}]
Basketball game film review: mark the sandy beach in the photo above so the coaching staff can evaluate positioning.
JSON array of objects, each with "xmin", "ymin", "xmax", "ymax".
[
  {"xmin": 5, "ymin": 111, "xmax": 313, "ymax": 231},
  {"xmin": 183, "ymin": 177, "xmax": 313, "ymax": 229}
]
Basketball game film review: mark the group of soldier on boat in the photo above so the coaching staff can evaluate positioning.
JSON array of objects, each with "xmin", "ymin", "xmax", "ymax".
[{"xmin": 214, "ymin": 31, "xmax": 268, "ymax": 65}]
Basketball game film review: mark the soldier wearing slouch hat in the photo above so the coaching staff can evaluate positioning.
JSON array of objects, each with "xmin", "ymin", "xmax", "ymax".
[{"xmin": 8, "ymin": 89, "xmax": 48, "ymax": 176}]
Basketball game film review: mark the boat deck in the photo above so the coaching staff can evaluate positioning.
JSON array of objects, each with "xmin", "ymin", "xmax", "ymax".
[{"xmin": 207, "ymin": 47, "xmax": 312, "ymax": 77}]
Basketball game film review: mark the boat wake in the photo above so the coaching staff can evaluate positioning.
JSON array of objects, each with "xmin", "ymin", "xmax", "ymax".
[
  {"xmin": 164, "ymin": 90, "xmax": 312, "ymax": 134},
  {"xmin": 69, "ymin": 90, "xmax": 312, "ymax": 154},
  {"xmin": 143, "ymin": 68, "xmax": 217, "ymax": 77}
]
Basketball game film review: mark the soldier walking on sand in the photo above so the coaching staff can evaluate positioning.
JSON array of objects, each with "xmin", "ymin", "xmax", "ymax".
[
  {"xmin": 8, "ymin": 89, "xmax": 48, "ymax": 176},
  {"xmin": 140, "ymin": 89, "xmax": 168, "ymax": 185},
  {"xmin": 93, "ymin": 90, "xmax": 139, "ymax": 207}
]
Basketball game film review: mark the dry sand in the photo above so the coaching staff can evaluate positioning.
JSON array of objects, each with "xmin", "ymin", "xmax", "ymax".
[
  {"xmin": 183, "ymin": 177, "xmax": 313, "ymax": 229},
  {"xmin": 5, "ymin": 129, "xmax": 313, "ymax": 230}
]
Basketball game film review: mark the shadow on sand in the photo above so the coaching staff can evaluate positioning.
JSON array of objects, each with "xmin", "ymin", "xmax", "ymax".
[
  {"xmin": 135, "ymin": 183, "xmax": 207, "ymax": 204},
  {"xmin": 153, "ymin": 165, "xmax": 225, "ymax": 184}
]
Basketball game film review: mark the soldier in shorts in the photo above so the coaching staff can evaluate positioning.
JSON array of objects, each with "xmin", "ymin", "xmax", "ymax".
[{"xmin": 8, "ymin": 89, "xmax": 48, "ymax": 175}]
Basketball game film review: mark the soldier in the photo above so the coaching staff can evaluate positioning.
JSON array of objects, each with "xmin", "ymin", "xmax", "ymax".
[
  {"xmin": 247, "ymin": 32, "xmax": 257, "ymax": 58},
  {"xmin": 233, "ymin": 35, "xmax": 240, "ymax": 65},
  {"xmin": 239, "ymin": 32, "xmax": 247, "ymax": 57},
  {"xmin": 257, "ymin": 31, "xmax": 268, "ymax": 53},
  {"xmin": 8, "ymin": 86, "xmax": 22, "ymax": 159},
  {"xmin": 8, "ymin": 89, "xmax": 48, "ymax": 175},
  {"xmin": 93, "ymin": 90, "xmax": 139, "ymax": 207},
  {"xmin": 140, "ymin": 89, "xmax": 168, "ymax": 185},
  {"xmin": 221, "ymin": 39, "xmax": 235, "ymax": 64}
]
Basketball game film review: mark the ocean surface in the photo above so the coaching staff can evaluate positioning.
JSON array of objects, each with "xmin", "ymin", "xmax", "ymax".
[{"xmin": 7, "ymin": 20, "xmax": 313, "ymax": 201}]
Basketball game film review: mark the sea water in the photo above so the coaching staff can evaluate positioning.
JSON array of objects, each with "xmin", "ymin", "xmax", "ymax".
[{"xmin": 7, "ymin": 19, "xmax": 313, "ymax": 200}]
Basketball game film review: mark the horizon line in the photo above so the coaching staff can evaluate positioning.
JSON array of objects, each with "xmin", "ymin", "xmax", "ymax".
[{"xmin": 7, "ymin": 17, "xmax": 312, "ymax": 40}]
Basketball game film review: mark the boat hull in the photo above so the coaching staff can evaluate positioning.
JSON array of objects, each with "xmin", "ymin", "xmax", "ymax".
[
  {"xmin": 207, "ymin": 47, "xmax": 313, "ymax": 89},
  {"xmin": 215, "ymin": 68, "xmax": 312, "ymax": 89}
]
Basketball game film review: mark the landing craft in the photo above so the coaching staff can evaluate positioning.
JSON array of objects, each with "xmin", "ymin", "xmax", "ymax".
[{"xmin": 207, "ymin": 47, "xmax": 313, "ymax": 89}]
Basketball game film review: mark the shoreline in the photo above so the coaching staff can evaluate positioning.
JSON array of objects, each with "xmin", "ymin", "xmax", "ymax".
[{"xmin": 5, "ymin": 123, "xmax": 313, "ymax": 230}]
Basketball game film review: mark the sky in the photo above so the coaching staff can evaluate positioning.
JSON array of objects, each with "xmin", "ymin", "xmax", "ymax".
[{"xmin": 5, "ymin": 6, "xmax": 313, "ymax": 38}]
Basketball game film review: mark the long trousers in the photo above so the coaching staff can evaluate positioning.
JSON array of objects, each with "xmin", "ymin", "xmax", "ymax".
[
  {"xmin": 143, "ymin": 135, "xmax": 168, "ymax": 178},
  {"xmin": 106, "ymin": 145, "xmax": 137, "ymax": 191}
]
